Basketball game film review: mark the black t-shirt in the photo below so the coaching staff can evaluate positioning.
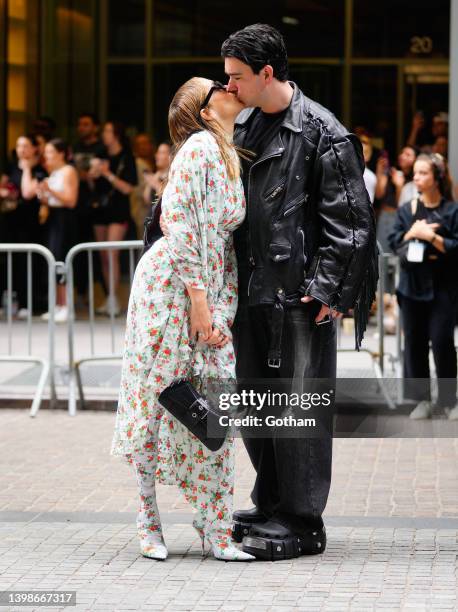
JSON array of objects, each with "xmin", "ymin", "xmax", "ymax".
[
  {"xmin": 235, "ymin": 107, "xmax": 289, "ymax": 304},
  {"xmin": 7, "ymin": 162, "xmax": 47, "ymax": 215},
  {"xmin": 94, "ymin": 149, "xmax": 138, "ymax": 215},
  {"xmin": 1, "ymin": 162, "xmax": 47, "ymax": 242}
]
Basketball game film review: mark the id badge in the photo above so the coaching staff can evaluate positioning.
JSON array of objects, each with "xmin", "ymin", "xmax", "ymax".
[{"xmin": 407, "ymin": 240, "xmax": 425, "ymax": 263}]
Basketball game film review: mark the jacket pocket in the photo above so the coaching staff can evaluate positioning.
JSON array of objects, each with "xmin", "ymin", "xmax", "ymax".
[
  {"xmin": 269, "ymin": 241, "xmax": 292, "ymax": 262},
  {"xmin": 263, "ymin": 179, "xmax": 286, "ymax": 201},
  {"xmin": 283, "ymin": 193, "xmax": 308, "ymax": 217}
]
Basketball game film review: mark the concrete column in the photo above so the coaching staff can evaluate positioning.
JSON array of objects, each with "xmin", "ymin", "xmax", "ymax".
[{"xmin": 449, "ymin": 0, "xmax": 458, "ymax": 188}]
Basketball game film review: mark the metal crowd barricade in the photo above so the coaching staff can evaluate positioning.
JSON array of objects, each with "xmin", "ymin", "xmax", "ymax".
[
  {"xmin": 0, "ymin": 244, "xmax": 57, "ymax": 416},
  {"xmin": 65, "ymin": 240, "xmax": 143, "ymax": 416},
  {"xmin": 336, "ymin": 245, "xmax": 403, "ymax": 409}
]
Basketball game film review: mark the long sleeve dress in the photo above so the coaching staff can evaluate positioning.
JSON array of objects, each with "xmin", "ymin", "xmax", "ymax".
[{"xmin": 111, "ymin": 130, "xmax": 246, "ymax": 537}]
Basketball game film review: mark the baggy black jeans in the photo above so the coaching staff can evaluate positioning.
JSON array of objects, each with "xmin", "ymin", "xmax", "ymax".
[{"xmin": 233, "ymin": 301, "xmax": 336, "ymax": 532}]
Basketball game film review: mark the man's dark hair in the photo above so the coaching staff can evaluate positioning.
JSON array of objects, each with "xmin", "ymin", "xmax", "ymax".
[
  {"xmin": 78, "ymin": 111, "xmax": 100, "ymax": 125},
  {"xmin": 221, "ymin": 23, "xmax": 288, "ymax": 81}
]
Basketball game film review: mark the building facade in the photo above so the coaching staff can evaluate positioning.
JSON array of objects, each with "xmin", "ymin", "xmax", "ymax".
[{"xmin": 0, "ymin": 0, "xmax": 453, "ymax": 170}]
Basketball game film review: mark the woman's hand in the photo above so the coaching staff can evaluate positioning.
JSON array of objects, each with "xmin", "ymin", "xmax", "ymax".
[
  {"xmin": 206, "ymin": 327, "xmax": 230, "ymax": 348},
  {"xmin": 99, "ymin": 160, "xmax": 111, "ymax": 177},
  {"xmin": 406, "ymin": 220, "xmax": 440, "ymax": 242},
  {"xmin": 391, "ymin": 168, "xmax": 405, "ymax": 190},
  {"xmin": 188, "ymin": 289, "xmax": 212, "ymax": 342}
]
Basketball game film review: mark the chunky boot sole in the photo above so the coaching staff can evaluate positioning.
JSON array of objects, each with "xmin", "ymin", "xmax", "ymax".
[
  {"xmin": 232, "ymin": 519, "xmax": 256, "ymax": 543},
  {"xmin": 242, "ymin": 528, "xmax": 326, "ymax": 560},
  {"xmin": 232, "ymin": 509, "xmax": 267, "ymax": 543}
]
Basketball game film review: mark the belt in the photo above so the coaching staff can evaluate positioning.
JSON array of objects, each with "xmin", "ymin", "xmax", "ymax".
[{"xmin": 267, "ymin": 290, "xmax": 302, "ymax": 368}]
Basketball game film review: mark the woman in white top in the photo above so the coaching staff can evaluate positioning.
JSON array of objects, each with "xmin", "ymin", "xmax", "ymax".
[{"xmin": 22, "ymin": 139, "xmax": 78, "ymax": 322}]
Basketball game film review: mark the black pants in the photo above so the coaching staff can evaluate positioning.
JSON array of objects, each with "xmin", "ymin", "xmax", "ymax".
[
  {"xmin": 233, "ymin": 302, "xmax": 336, "ymax": 532},
  {"xmin": 398, "ymin": 288, "xmax": 457, "ymax": 407}
]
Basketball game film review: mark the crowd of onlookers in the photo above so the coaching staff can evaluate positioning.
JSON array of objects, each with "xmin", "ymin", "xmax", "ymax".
[
  {"xmin": 0, "ymin": 109, "xmax": 456, "ymax": 326},
  {"xmin": 0, "ymin": 114, "xmax": 171, "ymax": 322}
]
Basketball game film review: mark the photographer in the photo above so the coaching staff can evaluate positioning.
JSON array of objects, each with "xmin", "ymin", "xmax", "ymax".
[{"xmin": 389, "ymin": 154, "xmax": 458, "ymax": 420}]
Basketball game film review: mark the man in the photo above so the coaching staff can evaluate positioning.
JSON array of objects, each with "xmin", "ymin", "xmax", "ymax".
[
  {"xmin": 72, "ymin": 113, "xmax": 105, "ymax": 303},
  {"xmin": 221, "ymin": 24, "xmax": 377, "ymax": 560}
]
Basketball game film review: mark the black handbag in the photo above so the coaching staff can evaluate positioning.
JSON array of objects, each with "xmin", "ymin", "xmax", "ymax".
[{"xmin": 158, "ymin": 379, "xmax": 228, "ymax": 451}]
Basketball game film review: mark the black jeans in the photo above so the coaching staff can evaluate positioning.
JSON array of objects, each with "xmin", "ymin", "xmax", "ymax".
[
  {"xmin": 398, "ymin": 287, "xmax": 457, "ymax": 407},
  {"xmin": 233, "ymin": 302, "xmax": 336, "ymax": 533}
]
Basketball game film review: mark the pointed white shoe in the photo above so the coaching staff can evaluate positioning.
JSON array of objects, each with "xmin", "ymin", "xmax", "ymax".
[
  {"xmin": 192, "ymin": 521, "xmax": 255, "ymax": 561},
  {"xmin": 139, "ymin": 531, "xmax": 168, "ymax": 560}
]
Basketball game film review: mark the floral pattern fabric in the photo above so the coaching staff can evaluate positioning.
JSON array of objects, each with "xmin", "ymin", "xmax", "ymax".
[{"xmin": 111, "ymin": 130, "xmax": 246, "ymax": 543}]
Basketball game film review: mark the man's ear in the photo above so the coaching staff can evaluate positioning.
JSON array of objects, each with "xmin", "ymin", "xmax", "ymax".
[{"xmin": 263, "ymin": 65, "xmax": 274, "ymax": 84}]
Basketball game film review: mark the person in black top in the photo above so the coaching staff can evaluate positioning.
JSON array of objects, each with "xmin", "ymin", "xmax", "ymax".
[
  {"xmin": 72, "ymin": 112, "xmax": 106, "ymax": 302},
  {"xmin": 221, "ymin": 24, "xmax": 377, "ymax": 561},
  {"xmin": 0, "ymin": 135, "xmax": 47, "ymax": 315},
  {"xmin": 88, "ymin": 121, "xmax": 137, "ymax": 316},
  {"xmin": 389, "ymin": 153, "xmax": 458, "ymax": 420}
]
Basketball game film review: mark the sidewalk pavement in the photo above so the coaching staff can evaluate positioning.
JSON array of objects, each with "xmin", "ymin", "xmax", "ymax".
[{"xmin": 0, "ymin": 409, "xmax": 457, "ymax": 611}]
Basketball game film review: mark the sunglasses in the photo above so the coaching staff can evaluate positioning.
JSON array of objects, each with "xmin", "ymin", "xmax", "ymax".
[{"xmin": 200, "ymin": 81, "xmax": 225, "ymax": 110}]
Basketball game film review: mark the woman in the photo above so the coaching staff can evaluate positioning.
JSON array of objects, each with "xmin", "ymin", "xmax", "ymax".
[
  {"xmin": 0, "ymin": 135, "xmax": 47, "ymax": 317},
  {"xmin": 89, "ymin": 121, "xmax": 137, "ymax": 316},
  {"xmin": 22, "ymin": 139, "xmax": 78, "ymax": 322},
  {"xmin": 375, "ymin": 145, "xmax": 418, "ymax": 252},
  {"xmin": 389, "ymin": 153, "xmax": 458, "ymax": 420},
  {"xmin": 130, "ymin": 133, "xmax": 155, "ymax": 240},
  {"xmin": 111, "ymin": 77, "xmax": 253, "ymax": 561},
  {"xmin": 139, "ymin": 142, "xmax": 172, "ymax": 241},
  {"xmin": 143, "ymin": 141, "xmax": 171, "ymax": 205}
]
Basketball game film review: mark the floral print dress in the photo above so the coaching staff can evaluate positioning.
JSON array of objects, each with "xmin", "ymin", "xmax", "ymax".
[{"xmin": 111, "ymin": 130, "xmax": 246, "ymax": 543}]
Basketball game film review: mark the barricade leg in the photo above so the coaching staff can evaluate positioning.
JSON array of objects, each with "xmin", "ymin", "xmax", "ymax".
[{"xmin": 30, "ymin": 359, "xmax": 49, "ymax": 417}]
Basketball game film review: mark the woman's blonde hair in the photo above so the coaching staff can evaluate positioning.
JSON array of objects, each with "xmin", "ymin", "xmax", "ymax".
[{"xmin": 168, "ymin": 77, "xmax": 240, "ymax": 180}]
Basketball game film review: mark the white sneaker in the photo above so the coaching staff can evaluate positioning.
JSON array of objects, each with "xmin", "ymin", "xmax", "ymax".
[
  {"xmin": 96, "ymin": 295, "xmax": 120, "ymax": 316},
  {"xmin": 95, "ymin": 298, "xmax": 108, "ymax": 315},
  {"xmin": 17, "ymin": 308, "xmax": 31, "ymax": 320},
  {"xmin": 108, "ymin": 295, "xmax": 121, "ymax": 316},
  {"xmin": 40, "ymin": 311, "xmax": 50, "ymax": 321},
  {"xmin": 446, "ymin": 404, "xmax": 458, "ymax": 420},
  {"xmin": 54, "ymin": 305, "xmax": 69, "ymax": 323},
  {"xmin": 409, "ymin": 401, "xmax": 433, "ymax": 420}
]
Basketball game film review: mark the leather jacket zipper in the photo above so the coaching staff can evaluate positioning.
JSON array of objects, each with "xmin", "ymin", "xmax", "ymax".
[
  {"xmin": 247, "ymin": 147, "xmax": 284, "ymax": 296},
  {"xmin": 306, "ymin": 255, "xmax": 321, "ymax": 292}
]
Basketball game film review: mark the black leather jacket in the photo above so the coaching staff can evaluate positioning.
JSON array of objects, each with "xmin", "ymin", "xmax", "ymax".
[{"xmin": 234, "ymin": 83, "xmax": 378, "ymax": 348}]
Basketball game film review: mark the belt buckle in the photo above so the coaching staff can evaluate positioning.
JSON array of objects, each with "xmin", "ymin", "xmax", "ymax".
[{"xmin": 268, "ymin": 357, "xmax": 281, "ymax": 368}]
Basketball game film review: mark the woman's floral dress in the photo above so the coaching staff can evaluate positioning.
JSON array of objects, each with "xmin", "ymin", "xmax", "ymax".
[{"xmin": 111, "ymin": 130, "xmax": 246, "ymax": 544}]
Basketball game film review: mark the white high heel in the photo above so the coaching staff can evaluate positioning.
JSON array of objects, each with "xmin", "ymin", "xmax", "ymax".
[
  {"xmin": 192, "ymin": 521, "xmax": 255, "ymax": 561},
  {"xmin": 137, "ymin": 509, "xmax": 168, "ymax": 560},
  {"xmin": 139, "ymin": 531, "xmax": 168, "ymax": 560}
]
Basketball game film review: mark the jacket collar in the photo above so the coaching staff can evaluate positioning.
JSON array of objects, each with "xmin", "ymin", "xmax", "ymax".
[{"xmin": 235, "ymin": 81, "xmax": 304, "ymax": 134}]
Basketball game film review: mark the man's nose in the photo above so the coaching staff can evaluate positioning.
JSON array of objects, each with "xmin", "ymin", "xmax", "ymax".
[{"xmin": 226, "ymin": 80, "xmax": 237, "ymax": 93}]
